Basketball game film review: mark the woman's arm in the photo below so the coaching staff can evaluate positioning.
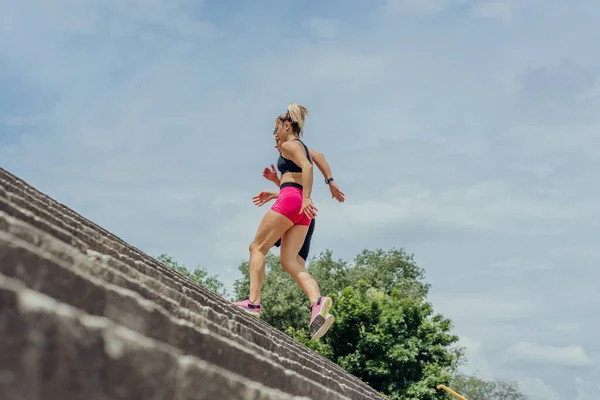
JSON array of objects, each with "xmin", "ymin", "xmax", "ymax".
[
  {"xmin": 308, "ymin": 148, "xmax": 345, "ymax": 203},
  {"xmin": 263, "ymin": 164, "xmax": 281, "ymax": 187},
  {"xmin": 308, "ymin": 149, "xmax": 332, "ymax": 181},
  {"xmin": 252, "ymin": 190, "xmax": 279, "ymax": 207}
]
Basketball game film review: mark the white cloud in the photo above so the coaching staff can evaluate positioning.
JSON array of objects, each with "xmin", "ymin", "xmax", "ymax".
[
  {"xmin": 383, "ymin": 0, "xmax": 469, "ymax": 15},
  {"xmin": 575, "ymin": 377, "xmax": 600, "ymax": 400},
  {"xmin": 454, "ymin": 338, "xmax": 566, "ymax": 400},
  {"xmin": 519, "ymin": 377, "xmax": 562, "ymax": 400},
  {"xmin": 382, "ymin": 0, "xmax": 538, "ymax": 21},
  {"xmin": 455, "ymin": 336, "xmax": 495, "ymax": 380},
  {"xmin": 506, "ymin": 342, "xmax": 593, "ymax": 367},
  {"xmin": 313, "ymin": 180, "xmax": 594, "ymax": 242},
  {"xmin": 433, "ymin": 296, "xmax": 537, "ymax": 323},
  {"xmin": 303, "ymin": 17, "xmax": 341, "ymax": 40},
  {"xmin": 471, "ymin": 1, "xmax": 515, "ymax": 20}
]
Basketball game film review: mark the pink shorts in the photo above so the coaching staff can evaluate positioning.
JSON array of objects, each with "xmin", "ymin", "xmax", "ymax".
[{"xmin": 271, "ymin": 183, "xmax": 312, "ymax": 226}]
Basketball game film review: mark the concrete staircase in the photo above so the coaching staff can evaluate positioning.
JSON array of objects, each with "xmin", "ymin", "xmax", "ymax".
[{"xmin": 0, "ymin": 168, "xmax": 388, "ymax": 400}]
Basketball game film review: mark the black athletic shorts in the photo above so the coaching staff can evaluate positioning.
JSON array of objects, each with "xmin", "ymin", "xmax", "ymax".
[{"xmin": 273, "ymin": 218, "xmax": 316, "ymax": 261}]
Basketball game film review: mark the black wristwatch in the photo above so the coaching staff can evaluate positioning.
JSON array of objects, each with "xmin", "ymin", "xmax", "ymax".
[{"xmin": 325, "ymin": 177, "xmax": 334, "ymax": 185}]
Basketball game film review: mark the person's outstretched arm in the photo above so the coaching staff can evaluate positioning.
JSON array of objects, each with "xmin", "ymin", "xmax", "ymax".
[
  {"xmin": 252, "ymin": 190, "xmax": 279, "ymax": 207},
  {"xmin": 308, "ymin": 149, "xmax": 345, "ymax": 203},
  {"xmin": 263, "ymin": 164, "xmax": 281, "ymax": 187}
]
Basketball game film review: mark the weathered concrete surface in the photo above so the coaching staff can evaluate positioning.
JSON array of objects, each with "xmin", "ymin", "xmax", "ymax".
[
  {"xmin": 0, "ymin": 168, "xmax": 388, "ymax": 400},
  {"xmin": 0, "ymin": 274, "xmax": 312, "ymax": 400}
]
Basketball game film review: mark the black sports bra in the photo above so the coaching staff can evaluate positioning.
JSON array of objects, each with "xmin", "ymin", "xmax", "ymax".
[{"xmin": 277, "ymin": 139, "xmax": 312, "ymax": 175}]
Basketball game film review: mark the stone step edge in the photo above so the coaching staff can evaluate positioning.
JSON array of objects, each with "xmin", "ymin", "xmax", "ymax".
[
  {"xmin": 1, "ymin": 180, "xmax": 323, "ymax": 342},
  {"xmin": 84, "ymin": 249, "xmax": 362, "ymax": 396},
  {"xmin": 0, "ymin": 193, "xmax": 375, "ymax": 398},
  {"xmin": 0, "ymin": 175, "xmax": 195, "ymax": 293},
  {"xmin": 0, "ymin": 191, "xmax": 275, "ymax": 336},
  {"xmin": 0, "ymin": 210, "xmax": 373, "ymax": 400},
  {"xmin": 0, "ymin": 234, "xmax": 361, "ymax": 400},
  {"xmin": 0, "ymin": 171, "xmax": 384, "ymax": 398},
  {"xmin": 0, "ymin": 235, "xmax": 356, "ymax": 400},
  {"xmin": 1, "ymin": 184, "xmax": 259, "ymax": 317},
  {"xmin": 0, "ymin": 273, "xmax": 317, "ymax": 400},
  {"xmin": 0, "ymin": 170, "xmax": 132, "ymax": 255}
]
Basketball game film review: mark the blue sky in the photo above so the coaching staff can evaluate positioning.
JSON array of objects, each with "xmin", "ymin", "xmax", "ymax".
[{"xmin": 1, "ymin": 1, "xmax": 599, "ymax": 398}]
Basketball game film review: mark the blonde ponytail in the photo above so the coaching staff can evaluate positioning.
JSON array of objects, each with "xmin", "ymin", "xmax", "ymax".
[
  {"xmin": 287, "ymin": 103, "xmax": 309, "ymax": 135},
  {"xmin": 276, "ymin": 103, "xmax": 310, "ymax": 136}
]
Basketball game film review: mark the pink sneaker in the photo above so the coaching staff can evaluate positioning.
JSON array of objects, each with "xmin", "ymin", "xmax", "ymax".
[
  {"xmin": 233, "ymin": 296, "xmax": 262, "ymax": 317},
  {"xmin": 309, "ymin": 296, "xmax": 334, "ymax": 340}
]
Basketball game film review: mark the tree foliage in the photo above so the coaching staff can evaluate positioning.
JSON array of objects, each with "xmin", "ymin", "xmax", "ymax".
[
  {"xmin": 448, "ymin": 373, "xmax": 527, "ymax": 400},
  {"xmin": 160, "ymin": 248, "xmax": 529, "ymax": 400},
  {"xmin": 233, "ymin": 248, "xmax": 465, "ymax": 399}
]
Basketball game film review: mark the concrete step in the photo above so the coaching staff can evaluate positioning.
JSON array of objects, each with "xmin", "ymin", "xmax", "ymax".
[
  {"xmin": 0, "ymin": 195, "xmax": 378, "ymax": 400},
  {"xmin": 0, "ymin": 177, "xmax": 286, "ymax": 334},
  {"xmin": 0, "ymin": 176, "xmax": 383, "ymax": 398},
  {"xmin": 0, "ymin": 168, "xmax": 387, "ymax": 399},
  {"xmin": 0, "ymin": 273, "xmax": 313, "ymax": 400},
  {"xmin": 0, "ymin": 217, "xmax": 357, "ymax": 400},
  {"xmin": 0, "ymin": 175, "xmax": 283, "ymax": 331}
]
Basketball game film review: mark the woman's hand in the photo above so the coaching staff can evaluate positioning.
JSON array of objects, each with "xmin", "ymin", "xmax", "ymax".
[
  {"xmin": 300, "ymin": 197, "xmax": 318, "ymax": 219},
  {"xmin": 328, "ymin": 181, "xmax": 345, "ymax": 203},
  {"xmin": 263, "ymin": 164, "xmax": 278, "ymax": 183},
  {"xmin": 252, "ymin": 191, "xmax": 278, "ymax": 207}
]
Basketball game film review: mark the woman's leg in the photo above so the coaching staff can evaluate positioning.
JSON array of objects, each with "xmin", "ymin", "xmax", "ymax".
[
  {"xmin": 248, "ymin": 210, "xmax": 293, "ymax": 303},
  {"xmin": 281, "ymin": 222, "xmax": 334, "ymax": 340},
  {"xmin": 280, "ymin": 224, "xmax": 321, "ymax": 304}
]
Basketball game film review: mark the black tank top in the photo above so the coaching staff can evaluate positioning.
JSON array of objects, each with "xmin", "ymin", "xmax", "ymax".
[{"xmin": 277, "ymin": 139, "xmax": 312, "ymax": 175}]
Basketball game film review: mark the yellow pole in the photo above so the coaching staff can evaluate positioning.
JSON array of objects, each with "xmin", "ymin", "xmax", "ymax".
[{"xmin": 436, "ymin": 384, "xmax": 468, "ymax": 400}]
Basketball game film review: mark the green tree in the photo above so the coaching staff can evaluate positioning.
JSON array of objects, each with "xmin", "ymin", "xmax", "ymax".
[
  {"xmin": 158, "ymin": 250, "xmax": 527, "ymax": 400},
  {"xmin": 157, "ymin": 253, "xmax": 228, "ymax": 297},
  {"xmin": 446, "ymin": 373, "xmax": 527, "ymax": 400},
  {"xmin": 233, "ymin": 248, "xmax": 465, "ymax": 399}
]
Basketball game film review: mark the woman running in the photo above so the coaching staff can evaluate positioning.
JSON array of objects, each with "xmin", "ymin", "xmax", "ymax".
[
  {"xmin": 253, "ymin": 139, "xmax": 345, "ymax": 267},
  {"xmin": 233, "ymin": 103, "xmax": 334, "ymax": 340}
]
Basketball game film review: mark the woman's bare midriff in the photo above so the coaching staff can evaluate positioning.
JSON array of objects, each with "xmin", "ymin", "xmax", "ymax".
[{"xmin": 280, "ymin": 171, "xmax": 304, "ymax": 187}]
